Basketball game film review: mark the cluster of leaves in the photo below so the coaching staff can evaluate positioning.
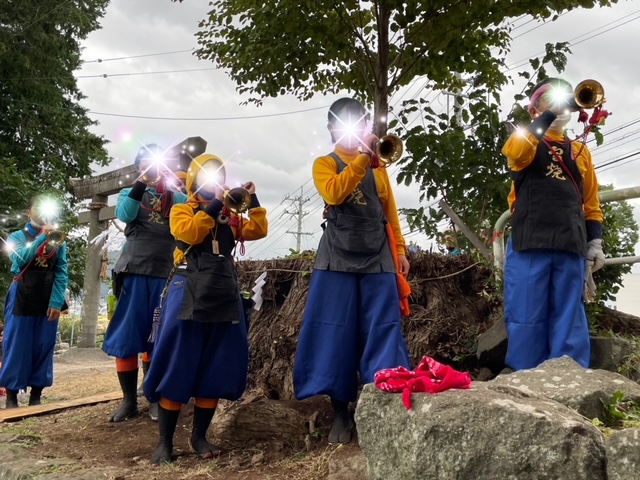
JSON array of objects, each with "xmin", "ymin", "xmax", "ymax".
[
  {"xmin": 0, "ymin": 0, "xmax": 111, "ymax": 317},
  {"xmin": 586, "ymin": 185, "xmax": 639, "ymax": 328},
  {"xmin": 593, "ymin": 186, "xmax": 640, "ymax": 303},
  {"xmin": 592, "ymin": 390, "xmax": 640, "ymax": 432},
  {"xmin": 397, "ymin": 43, "xmax": 573, "ymax": 243},
  {"xmin": 176, "ymin": 0, "xmax": 617, "ymax": 135}
]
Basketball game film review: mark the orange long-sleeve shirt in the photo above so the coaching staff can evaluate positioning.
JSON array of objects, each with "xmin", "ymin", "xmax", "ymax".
[
  {"xmin": 313, "ymin": 145, "xmax": 407, "ymax": 256},
  {"xmin": 503, "ymin": 129, "xmax": 603, "ymax": 223},
  {"xmin": 169, "ymin": 202, "xmax": 268, "ymax": 264}
]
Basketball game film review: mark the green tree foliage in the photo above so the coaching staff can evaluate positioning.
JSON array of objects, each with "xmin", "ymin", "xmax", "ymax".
[
  {"xmin": 592, "ymin": 185, "xmax": 639, "ymax": 304},
  {"xmin": 177, "ymin": 0, "xmax": 616, "ymax": 135},
  {"xmin": 397, "ymin": 44, "xmax": 574, "ymax": 241},
  {"xmin": 0, "ymin": 1, "xmax": 111, "ymax": 315}
]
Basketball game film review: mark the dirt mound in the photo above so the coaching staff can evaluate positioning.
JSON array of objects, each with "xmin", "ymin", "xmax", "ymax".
[{"xmin": 237, "ymin": 251, "xmax": 500, "ymax": 400}]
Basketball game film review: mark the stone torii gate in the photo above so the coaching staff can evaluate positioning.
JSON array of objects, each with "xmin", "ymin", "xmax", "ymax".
[{"xmin": 70, "ymin": 137, "xmax": 206, "ymax": 347}]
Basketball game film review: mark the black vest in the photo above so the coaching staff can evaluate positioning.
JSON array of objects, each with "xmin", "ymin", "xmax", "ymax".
[
  {"xmin": 315, "ymin": 153, "xmax": 396, "ymax": 274},
  {"xmin": 511, "ymin": 137, "xmax": 587, "ymax": 256},
  {"xmin": 113, "ymin": 190, "xmax": 176, "ymax": 278},
  {"xmin": 12, "ymin": 230, "xmax": 57, "ymax": 316},
  {"xmin": 175, "ymin": 205, "xmax": 242, "ymax": 324}
]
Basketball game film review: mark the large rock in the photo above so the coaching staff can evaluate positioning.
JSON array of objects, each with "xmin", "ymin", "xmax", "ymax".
[
  {"xmin": 355, "ymin": 382, "xmax": 607, "ymax": 480},
  {"xmin": 491, "ymin": 356, "xmax": 640, "ymax": 420},
  {"xmin": 327, "ymin": 448, "xmax": 367, "ymax": 480},
  {"xmin": 590, "ymin": 336, "xmax": 636, "ymax": 372},
  {"xmin": 607, "ymin": 428, "xmax": 640, "ymax": 480}
]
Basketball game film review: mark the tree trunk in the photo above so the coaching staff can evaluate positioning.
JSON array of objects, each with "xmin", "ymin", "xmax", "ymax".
[
  {"xmin": 211, "ymin": 397, "xmax": 316, "ymax": 449},
  {"xmin": 595, "ymin": 306, "xmax": 640, "ymax": 337},
  {"xmin": 373, "ymin": 2, "xmax": 391, "ymax": 137},
  {"xmin": 78, "ymin": 194, "xmax": 107, "ymax": 348}
]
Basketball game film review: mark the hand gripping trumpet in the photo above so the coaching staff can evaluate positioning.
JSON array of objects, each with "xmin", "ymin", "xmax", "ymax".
[{"xmin": 41, "ymin": 230, "xmax": 65, "ymax": 256}]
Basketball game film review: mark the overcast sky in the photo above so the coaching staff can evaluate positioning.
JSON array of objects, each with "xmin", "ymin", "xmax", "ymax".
[{"xmin": 76, "ymin": 0, "xmax": 640, "ymax": 265}]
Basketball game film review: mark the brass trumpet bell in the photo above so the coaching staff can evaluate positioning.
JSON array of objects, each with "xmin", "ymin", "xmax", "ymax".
[
  {"xmin": 376, "ymin": 134, "xmax": 404, "ymax": 164},
  {"xmin": 141, "ymin": 167, "xmax": 163, "ymax": 184},
  {"xmin": 223, "ymin": 187, "xmax": 251, "ymax": 214},
  {"xmin": 46, "ymin": 230, "xmax": 65, "ymax": 245},
  {"xmin": 573, "ymin": 79, "xmax": 605, "ymax": 109}
]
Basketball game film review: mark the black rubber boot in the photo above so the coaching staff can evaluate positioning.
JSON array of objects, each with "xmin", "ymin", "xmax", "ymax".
[
  {"xmin": 137, "ymin": 360, "xmax": 149, "ymax": 396},
  {"xmin": 328, "ymin": 398, "xmax": 354, "ymax": 444},
  {"xmin": 28, "ymin": 387, "xmax": 43, "ymax": 406},
  {"xmin": 150, "ymin": 405, "xmax": 180, "ymax": 466},
  {"xmin": 5, "ymin": 390, "xmax": 18, "ymax": 409},
  {"xmin": 109, "ymin": 369, "xmax": 139, "ymax": 422},
  {"xmin": 148, "ymin": 400, "xmax": 159, "ymax": 421},
  {"xmin": 190, "ymin": 405, "xmax": 221, "ymax": 459}
]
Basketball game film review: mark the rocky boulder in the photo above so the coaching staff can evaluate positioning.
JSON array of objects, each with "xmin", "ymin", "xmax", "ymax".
[
  {"xmin": 607, "ymin": 428, "xmax": 640, "ymax": 480},
  {"xmin": 355, "ymin": 382, "xmax": 607, "ymax": 480},
  {"xmin": 491, "ymin": 356, "xmax": 640, "ymax": 420},
  {"xmin": 590, "ymin": 336, "xmax": 636, "ymax": 372}
]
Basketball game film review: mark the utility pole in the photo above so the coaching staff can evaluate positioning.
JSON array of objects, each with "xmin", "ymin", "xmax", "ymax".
[{"xmin": 285, "ymin": 186, "xmax": 313, "ymax": 252}]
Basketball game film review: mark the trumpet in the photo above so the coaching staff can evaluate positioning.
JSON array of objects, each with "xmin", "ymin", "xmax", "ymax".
[
  {"xmin": 223, "ymin": 187, "xmax": 252, "ymax": 214},
  {"xmin": 572, "ymin": 79, "xmax": 605, "ymax": 109},
  {"xmin": 42, "ymin": 230, "xmax": 65, "ymax": 255},
  {"xmin": 46, "ymin": 230, "xmax": 65, "ymax": 246},
  {"xmin": 140, "ymin": 166, "xmax": 164, "ymax": 184},
  {"xmin": 375, "ymin": 134, "xmax": 404, "ymax": 164}
]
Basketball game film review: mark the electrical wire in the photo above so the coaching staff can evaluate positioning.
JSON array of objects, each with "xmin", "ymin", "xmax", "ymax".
[{"xmin": 82, "ymin": 49, "xmax": 195, "ymax": 64}]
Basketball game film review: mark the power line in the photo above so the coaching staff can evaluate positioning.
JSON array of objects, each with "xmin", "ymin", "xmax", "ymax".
[
  {"xmin": 1, "ymin": 96, "xmax": 331, "ymax": 122},
  {"xmin": 76, "ymin": 67, "xmax": 219, "ymax": 79},
  {"xmin": 598, "ymin": 154, "xmax": 640, "ymax": 173},
  {"xmin": 86, "ymin": 105, "xmax": 330, "ymax": 121},
  {"xmin": 82, "ymin": 49, "xmax": 195, "ymax": 64},
  {"xmin": 503, "ymin": 9, "xmax": 640, "ymax": 73},
  {"xmin": 511, "ymin": 12, "xmax": 568, "ymax": 40},
  {"xmin": 10, "ymin": 0, "xmax": 73, "ymax": 36},
  {"xmin": 595, "ymin": 149, "xmax": 640, "ymax": 170}
]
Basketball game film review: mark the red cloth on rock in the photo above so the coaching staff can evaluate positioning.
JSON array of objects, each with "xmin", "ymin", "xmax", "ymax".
[{"xmin": 374, "ymin": 356, "xmax": 472, "ymax": 409}]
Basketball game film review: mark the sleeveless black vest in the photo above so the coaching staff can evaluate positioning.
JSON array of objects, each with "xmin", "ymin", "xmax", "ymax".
[
  {"xmin": 113, "ymin": 190, "xmax": 176, "ymax": 278},
  {"xmin": 12, "ymin": 229, "xmax": 57, "ymax": 316},
  {"xmin": 511, "ymin": 138, "xmax": 587, "ymax": 256},
  {"xmin": 175, "ymin": 205, "xmax": 242, "ymax": 324},
  {"xmin": 315, "ymin": 153, "xmax": 396, "ymax": 273}
]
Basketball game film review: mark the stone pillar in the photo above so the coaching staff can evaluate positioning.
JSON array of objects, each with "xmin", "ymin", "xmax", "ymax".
[{"xmin": 78, "ymin": 194, "xmax": 108, "ymax": 348}]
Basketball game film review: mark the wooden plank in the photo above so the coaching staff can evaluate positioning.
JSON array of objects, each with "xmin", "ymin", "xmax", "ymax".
[
  {"xmin": 438, "ymin": 199, "xmax": 492, "ymax": 260},
  {"xmin": 0, "ymin": 391, "xmax": 122, "ymax": 423},
  {"xmin": 78, "ymin": 205, "xmax": 117, "ymax": 224}
]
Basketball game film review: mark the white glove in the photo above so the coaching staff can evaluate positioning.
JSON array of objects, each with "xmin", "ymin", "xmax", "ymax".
[
  {"xmin": 583, "ymin": 263, "xmax": 597, "ymax": 304},
  {"xmin": 586, "ymin": 239, "xmax": 605, "ymax": 273}
]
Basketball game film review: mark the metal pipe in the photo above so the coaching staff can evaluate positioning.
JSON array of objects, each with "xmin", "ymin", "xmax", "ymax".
[
  {"xmin": 493, "ymin": 186, "xmax": 640, "ymax": 271},
  {"xmin": 604, "ymin": 256, "xmax": 640, "ymax": 266}
]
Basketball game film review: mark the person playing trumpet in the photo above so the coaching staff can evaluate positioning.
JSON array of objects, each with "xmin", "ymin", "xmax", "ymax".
[
  {"xmin": 143, "ymin": 153, "xmax": 267, "ymax": 465},
  {"xmin": 293, "ymin": 97, "xmax": 411, "ymax": 444},
  {"xmin": 103, "ymin": 144, "xmax": 188, "ymax": 422},
  {"xmin": 0, "ymin": 195, "xmax": 68, "ymax": 408},
  {"xmin": 502, "ymin": 77, "xmax": 605, "ymax": 371}
]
